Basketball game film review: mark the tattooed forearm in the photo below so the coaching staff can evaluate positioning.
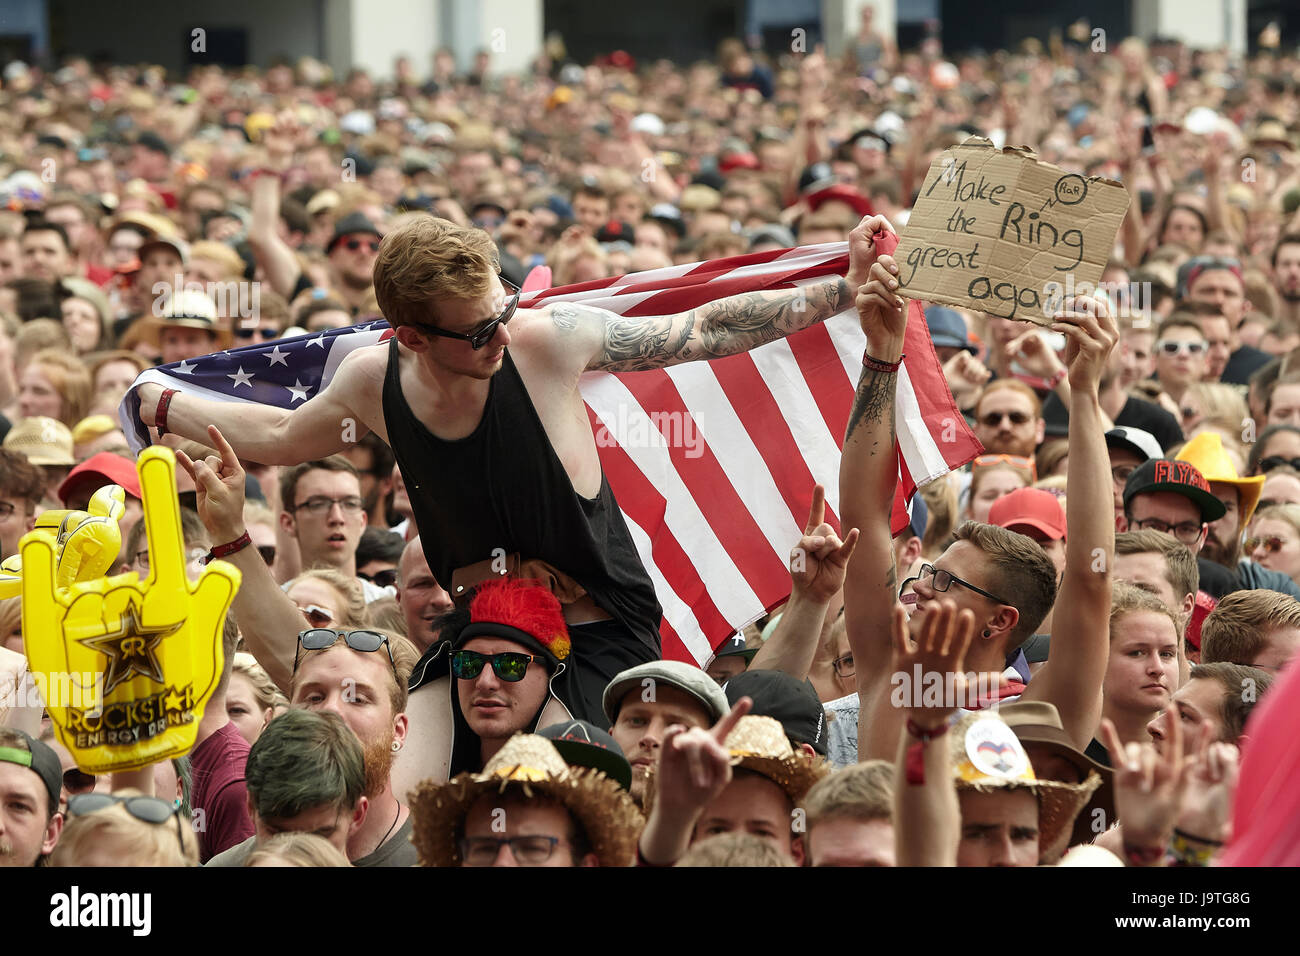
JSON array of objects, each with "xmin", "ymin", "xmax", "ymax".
[
  {"xmin": 845, "ymin": 365, "xmax": 897, "ymax": 447},
  {"xmin": 588, "ymin": 277, "xmax": 852, "ymax": 372}
]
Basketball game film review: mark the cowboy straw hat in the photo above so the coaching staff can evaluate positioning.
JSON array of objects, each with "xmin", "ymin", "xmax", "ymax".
[
  {"xmin": 126, "ymin": 289, "xmax": 233, "ymax": 351},
  {"xmin": 644, "ymin": 715, "xmax": 829, "ymax": 814},
  {"xmin": 950, "ymin": 712, "xmax": 1100, "ymax": 863},
  {"xmin": 1176, "ymin": 431, "xmax": 1264, "ymax": 525},
  {"xmin": 408, "ymin": 734, "xmax": 643, "ymax": 867}
]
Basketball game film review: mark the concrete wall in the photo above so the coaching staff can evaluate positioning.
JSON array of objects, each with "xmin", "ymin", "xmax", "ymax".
[{"xmin": 1133, "ymin": 0, "xmax": 1246, "ymax": 53}]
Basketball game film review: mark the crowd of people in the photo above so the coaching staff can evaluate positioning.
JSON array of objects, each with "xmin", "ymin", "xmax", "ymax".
[{"xmin": 1, "ymin": 11, "xmax": 1299, "ymax": 868}]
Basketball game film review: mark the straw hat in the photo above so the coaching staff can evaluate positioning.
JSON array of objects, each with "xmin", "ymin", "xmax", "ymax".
[
  {"xmin": 950, "ymin": 712, "xmax": 1100, "ymax": 862},
  {"xmin": 2, "ymin": 416, "xmax": 75, "ymax": 466},
  {"xmin": 408, "ymin": 734, "xmax": 643, "ymax": 867},
  {"xmin": 644, "ymin": 715, "xmax": 829, "ymax": 814},
  {"xmin": 127, "ymin": 289, "xmax": 233, "ymax": 350},
  {"xmin": 1176, "ymin": 431, "xmax": 1264, "ymax": 525}
]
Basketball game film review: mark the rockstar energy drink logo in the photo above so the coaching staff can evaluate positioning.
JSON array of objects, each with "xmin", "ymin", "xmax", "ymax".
[{"xmin": 67, "ymin": 685, "xmax": 197, "ymax": 749}]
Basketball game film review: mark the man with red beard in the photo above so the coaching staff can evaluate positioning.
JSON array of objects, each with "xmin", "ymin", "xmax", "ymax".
[{"xmin": 207, "ymin": 624, "xmax": 420, "ymax": 866}]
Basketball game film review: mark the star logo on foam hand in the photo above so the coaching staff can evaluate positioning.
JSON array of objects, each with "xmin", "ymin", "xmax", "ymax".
[
  {"xmin": 78, "ymin": 599, "xmax": 177, "ymax": 694},
  {"xmin": 174, "ymin": 359, "xmax": 197, "ymax": 375},
  {"xmin": 286, "ymin": 379, "xmax": 312, "ymax": 403},
  {"xmin": 227, "ymin": 366, "xmax": 254, "ymax": 388},
  {"xmin": 306, "ymin": 334, "xmax": 327, "ymax": 349},
  {"xmin": 267, "ymin": 345, "xmax": 289, "ymax": 367}
]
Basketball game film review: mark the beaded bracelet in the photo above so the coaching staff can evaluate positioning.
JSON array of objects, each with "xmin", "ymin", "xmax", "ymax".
[{"xmin": 863, "ymin": 352, "xmax": 904, "ymax": 373}]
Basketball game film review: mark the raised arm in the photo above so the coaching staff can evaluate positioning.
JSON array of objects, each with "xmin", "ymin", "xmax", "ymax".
[
  {"xmin": 549, "ymin": 215, "xmax": 893, "ymax": 373},
  {"xmin": 177, "ymin": 425, "xmax": 310, "ymax": 693},
  {"xmin": 248, "ymin": 114, "xmax": 308, "ymax": 298},
  {"xmin": 749, "ymin": 485, "xmax": 858, "ymax": 680},
  {"xmin": 837, "ymin": 246, "xmax": 909, "ymax": 762},
  {"xmin": 136, "ymin": 344, "xmax": 381, "ymax": 465},
  {"xmin": 1020, "ymin": 296, "xmax": 1118, "ymax": 749}
]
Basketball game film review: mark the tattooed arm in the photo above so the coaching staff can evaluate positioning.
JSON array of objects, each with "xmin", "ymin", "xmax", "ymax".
[
  {"xmin": 837, "ymin": 252, "xmax": 914, "ymax": 762},
  {"xmin": 540, "ymin": 214, "xmax": 895, "ymax": 372}
]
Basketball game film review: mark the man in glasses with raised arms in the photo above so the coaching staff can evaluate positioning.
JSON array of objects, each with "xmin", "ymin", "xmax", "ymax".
[
  {"xmin": 842, "ymin": 231, "xmax": 1120, "ymax": 766},
  {"xmin": 139, "ymin": 210, "xmax": 897, "ymax": 783}
]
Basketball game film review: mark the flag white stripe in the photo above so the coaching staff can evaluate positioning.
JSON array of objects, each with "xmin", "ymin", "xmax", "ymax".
[{"xmin": 621, "ymin": 516, "xmax": 712, "ymax": 664}]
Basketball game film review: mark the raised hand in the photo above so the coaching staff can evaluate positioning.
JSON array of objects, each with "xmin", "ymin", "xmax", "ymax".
[
  {"xmin": 652, "ymin": 696, "xmax": 752, "ymax": 820},
  {"xmin": 1100, "ymin": 714, "xmax": 1191, "ymax": 862},
  {"xmin": 1051, "ymin": 294, "xmax": 1118, "ymax": 395},
  {"xmin": 942, "ymin": 350, "xmax": 991, "ymax": 407},
  {"xmin": 846, "ymin": 215, "xmax": 898, "ymax": 292},
  {"xmin": 20, "ymin": 448, "xmax": 241, "ymax": 773},
  {"xmin": 176, "ymin": 425, "xmax": 249, "ymax": 546},
  {"xmin": 854, "ymin": 256, "xmax": 907, "ymax": 354},
  {"xmin": 1005, "ymin": 329, "xmax": 1065, "ymax": 382},
  {"xmin": 1177, "ymin": 729, "xmax": 1239, "ymax": 846},
  {"xmin": 790, "ymin": 484, "xmax": 859, "ymax": 603},
  {"xmin": 889, "ymin": 600, "xmax": 983, "ymax": 729}
]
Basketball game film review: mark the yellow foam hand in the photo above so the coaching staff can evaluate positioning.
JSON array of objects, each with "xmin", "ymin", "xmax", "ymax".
[
  {"xmin": 21, "ymin": 448, "xmax": 241, "ymax": 773},
  {"xmin": 0, "ymin": 486, "xmax": 127, "ymax": 600}
]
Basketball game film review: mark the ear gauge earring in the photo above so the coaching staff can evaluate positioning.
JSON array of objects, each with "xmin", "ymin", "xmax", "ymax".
[
  {"xmin": 391, "ymin": 740, "xmax": 401, "ymax": 752},
  {"xmin": 982, "ymin": 629, "xmax": 992, "ymax": 639}
]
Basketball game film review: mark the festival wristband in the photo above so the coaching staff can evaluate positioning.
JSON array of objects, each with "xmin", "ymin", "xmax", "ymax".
[
  {"xmin": 155, "ymin": 389, "xmax": 178, "ymax": 437},
  {"xmin": 863, "ymin": 352, "xmax": 905, "ymax": 373},
  {"xmin": 204, "ymin": 531, "xmax": 251, "ymax": 566},
  {"xmin": 1170, "ymin": 829, "xmax": 1220, "ymax": 867},
  {"xmin": 1048, "ymin": 367, "xmax": 1067, "ymax": 390},
  {"xmin": 904, "ymin": 718, "xmax": 949, "ymax": 786}
]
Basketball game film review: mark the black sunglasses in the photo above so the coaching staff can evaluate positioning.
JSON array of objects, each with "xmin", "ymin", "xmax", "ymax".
[
  {"xmin": 344, "ymin": 237, "xmax": 380, "ymax": 252},
  {"xmin": 414, "ymin": 275, "xmax": 521, "ymax": 350},
  {"xmin": 67, "ymin": 793, "xmax": 186, "ymax": 856},
  {"xmin": 234, "ymin": 326, "xmax": 277, "ymax": 339},
  {"xmin": 1259, "ymin": 456, "xmax": 1300, "ymax": 474},
  {"xmin": 359, "ymin": 568, "xmax": 398, "ymax": 589},
  {"xmin": 294, "ymin": 628, "xmax": 397, "ymax": 677},
  {"xmin": 900, "ymin": 563, "xmax": 1011, "ymax": 606},
  {"xmin": 450, "ymin": 648, "xmax": 538, "ymax": 682}
]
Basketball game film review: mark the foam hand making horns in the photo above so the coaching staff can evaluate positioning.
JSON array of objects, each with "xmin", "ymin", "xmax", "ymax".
[
  {"xmin": 20, "ymin": 448, "xmax": 241, "ymax": 773},
  {"xmin": 0, "ymin": 484, "xmax": 127, "ymax": 600}
]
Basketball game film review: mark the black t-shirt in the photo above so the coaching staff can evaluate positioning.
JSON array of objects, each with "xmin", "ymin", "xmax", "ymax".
[
  {"xmin": 1043, "ymin": 392, "xmax": 1184, "ymax": 452},
  {"xmin": 1220, "ymin": 345, "xmax": 1272, "ymax": 387}
]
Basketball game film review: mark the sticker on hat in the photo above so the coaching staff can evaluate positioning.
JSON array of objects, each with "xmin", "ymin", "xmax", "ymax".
[
  {"xmin": 19, "ymin": 447, "xmax": 241, "ymax": 773},
  {"xmin": 964, "ymin": 718, "xmax": 1031, "ymax": 780}
]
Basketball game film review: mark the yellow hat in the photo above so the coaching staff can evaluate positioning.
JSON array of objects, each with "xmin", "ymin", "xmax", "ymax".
[
  {"xmin": 1176, "ymin": 432, "xmax": 1264, "ymax": 524},
  {"xmin": 2, "ymin": 416, "xmax": 74, "ymax": 466}
]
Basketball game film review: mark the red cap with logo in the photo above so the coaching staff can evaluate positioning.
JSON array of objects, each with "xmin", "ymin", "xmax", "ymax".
[{"xmin": 988, "ymin": 487, "xmax": 1067, "ymax": 541}]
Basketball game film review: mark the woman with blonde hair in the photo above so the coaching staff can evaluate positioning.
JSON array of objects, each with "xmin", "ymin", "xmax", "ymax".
[
  {"xmin": 50, "ymin": 790, "xmax": 199, "ymax": 867},
  {"xmin": 963, "ymin": 456, "xmax": 1034, "ymax": 525},
  {"xmin": 245, "ymin": 832, "xmax": 352, "ymax": 867},
  {"xmin": 286, "ymin": 567, "xmax": 367, "ymax": 629},
  {"xmin": 1245, "ymin": 504, "xmax": 1300, "ymax": 587},
  {"xmin": 227, "ymin": 652, "xmax": 289, "ymax": 746},
  {"xmin": 17, "ymin": 348, "xmax": 92, "ymax": 427}
]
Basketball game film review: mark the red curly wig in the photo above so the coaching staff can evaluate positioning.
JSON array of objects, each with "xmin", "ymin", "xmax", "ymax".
[{"xmin": 468, "ymin": 578, "xmax": 571, "ymax": 661}]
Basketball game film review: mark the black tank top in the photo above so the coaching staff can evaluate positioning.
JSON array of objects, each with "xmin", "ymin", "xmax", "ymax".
[{"xmin": 381, "ymin": 339, "xmax": 662, "ymax": 654}]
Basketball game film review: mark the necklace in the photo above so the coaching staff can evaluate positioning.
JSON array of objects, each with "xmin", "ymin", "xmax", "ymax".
[{"xmin": 375, "ymin": 802, "xmax": 401, "ymax": 855}]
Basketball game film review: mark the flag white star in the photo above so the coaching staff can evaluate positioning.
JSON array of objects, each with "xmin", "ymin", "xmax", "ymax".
[
  {"xmin": 286, "ymin": 379, "xmax": 312, "ymax": 403},
  {"xmin": 174, "ymin": 359, "xmax": 196, "ymax": 375},
  {"xmin": 227, "ymin": 366, "xmax": 254, "ymax": 388},
  {"xmin": 306, "ymin": 335, "xmax": 327, "ymax": 349},
  {"xmin": 267, "ymin": 345, "xmax": 289, "ymax": 367}
]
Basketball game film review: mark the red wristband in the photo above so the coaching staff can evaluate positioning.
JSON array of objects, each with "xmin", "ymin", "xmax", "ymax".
[
  {"xmin": 1048, "ymin": 367, "xmax": 1067, "ymax": 390},
  {"xmin": 155, "ymin": 388, "xmax": 178, "ymax": 436},
  {"xmin": 863, "ymin": 352, "xmax": 905, "ymax": 373},
  {"xmin": 204, "ymin": 531, "xmax": 251, "ymax": 565},
  {"xmin": 904, "ymin": 718, "xmax": 950, "ymax": 786}
]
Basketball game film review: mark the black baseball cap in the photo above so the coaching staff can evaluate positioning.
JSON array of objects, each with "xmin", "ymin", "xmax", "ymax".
[
  {"xmin": 724, "ymin": 670, "xmax": 827, "ymax": 757},
  {"xmin": 0, "ymin": 730, "xmax": 62, "ymax": 816},
  {"xmin": 538, "ymin": 719, "xmax": 633, "ymax": 790},
  {"xmin": 327, "ymin": 212, "xmax": 382, "ymax": 253},
  {"xmin": 712, "ymin": 633, "xmax": 758, "ymax": 663},
  {"xmin": 1122, "ymin": 458, "xmax": 1226, "ymax": 522}
]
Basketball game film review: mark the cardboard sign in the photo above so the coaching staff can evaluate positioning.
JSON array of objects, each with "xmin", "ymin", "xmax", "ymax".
[{"xmin": 895, "ymin": 138, "xmax": 1130, "ymax": 325}]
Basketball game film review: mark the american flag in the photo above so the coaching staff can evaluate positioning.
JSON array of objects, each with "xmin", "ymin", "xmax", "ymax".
[{"xmin": 121, "ymin": 237, "xmax": 980, "ymax": 666}]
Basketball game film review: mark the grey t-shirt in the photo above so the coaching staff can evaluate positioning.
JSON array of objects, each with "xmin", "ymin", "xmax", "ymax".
[{"xmin": 206, "ymin": 814, "xmax": 416, "ymax": 867}]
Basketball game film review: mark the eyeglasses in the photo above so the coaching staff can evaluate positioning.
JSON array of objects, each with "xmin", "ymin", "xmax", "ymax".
[
  {"xmin": 343, "ymin": 237, "xmax": 380, "ymax": 253},
  {"xmin": 1130, "ymin": 517, "xmax": 1204, "ymax": 544},
  {"xmin": 1156, "ymin": 340, "xmax": 1206, "ymax": 357},
  {"xmin": 414, "ymin": 275, "xmax": 521, "ymax": 350},
  {"xmin": 977, "ymin": 410, "xmax": 1032, "ymax": 428},
  {"xmin": 1112, "ymin": 463, "xmax": 1138, "ymax": 485},
  {"xmin": 1244, "ymin": 535, "xmax": 1289, "ymax": 555},
  {"xmin": 1258, "ymin": 456, "xmax": 1300, "ymax": 474},
  {"xmin": 450, "ymin": 649, "xmax": 539, "ymax": 683},
  {"xmin": 358, "ymin": 568, "xmax": 398, "ymax": 589},
  {"xmin": 900, "ymin": 563, "xmax": 1010, "ymax": 606},
  {"xmin": 973, "ymin": 454, "xmax": 1037, "ymax": 480},
  {"xmin": 294, "ymin": 628, "xmax": 397, "ymax": 677},
  {"xmin": 291, "ymin": 495, "xmax": 365, "ymax": 516},
  {"xmin": 832, "ymin": 653, "xmax": 855, "ymax": 679},
  {"xmin": 67, "ymin": 793, "xmax": 185, "ymax": 856},
  {"xmin": 234, "ymin": 326, "xmax": 278, "ymax": 340},
  {"xmin": 459, "ymin": 835, "xmax": 568, "ymax": 866}
]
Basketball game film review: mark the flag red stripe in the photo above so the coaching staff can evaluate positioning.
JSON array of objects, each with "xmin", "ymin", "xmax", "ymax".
[{"xmin": 784, "ymin": 322, "xmax": 856, "ymax": 465}]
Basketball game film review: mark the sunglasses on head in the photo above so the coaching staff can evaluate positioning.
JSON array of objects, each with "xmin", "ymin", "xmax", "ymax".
[
  {"xmin": 1259, "ymin": 456, "xmax": 1300, "ymax": 474},
  {"xmin": 450, "ymin": 648, "xmax": 539, "ymax": 682},
  {"xmin": 972, "ymin": 454, "xmax": 1037, "ymax": 479},
  {"xmin": 67, "ymin": 793, "xmax": 186, "ymax": 855},
  {"xmin": 295, "ymin": 603, "xmax": 334, "ymax": 628},
  {"xmin": 1156, "ymin": 340, "xmax": 1206, "ymax": 357},
  {"xmin": 414, "ymin": 275, "xmax": 521, "ymax": 350},
  {"xmin": 294, "ymin": 628, "xmax": 397, "ymax": 677}
]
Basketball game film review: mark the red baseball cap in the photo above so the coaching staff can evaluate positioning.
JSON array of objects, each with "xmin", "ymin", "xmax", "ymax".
[
  {"xmin": 988, "ymin": 487, "xmax": 1066, "ymax": 541},
  {"xmin": 58, "ymin": 452, "xmax": 142, "ymax": 505},
  {"xmin": 805, "ymin": 184, "xmax": 873, "ymax": 218}
]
